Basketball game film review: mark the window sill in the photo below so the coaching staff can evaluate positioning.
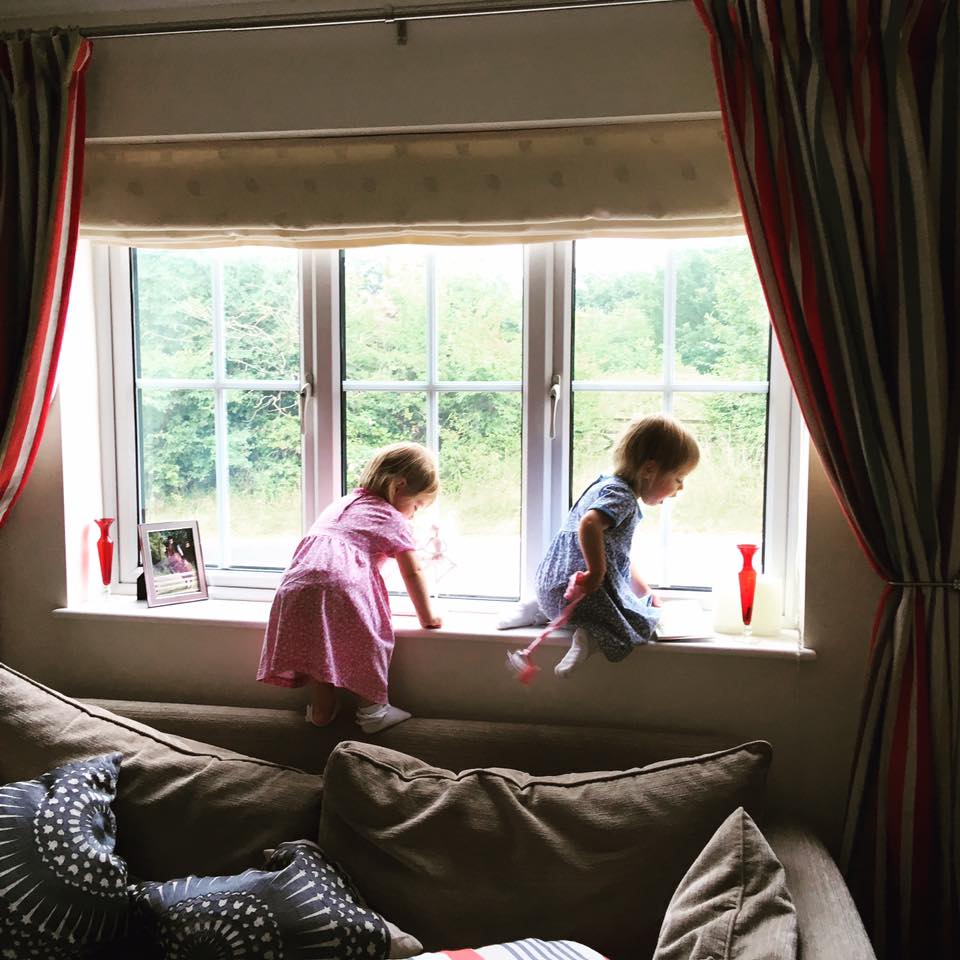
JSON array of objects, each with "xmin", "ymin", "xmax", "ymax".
[{"xmin": 52, "ymin": 595, "xmax": 814, "ymax": 662}]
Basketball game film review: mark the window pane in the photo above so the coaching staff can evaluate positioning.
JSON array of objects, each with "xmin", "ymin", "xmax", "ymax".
[
  {"xmin": 138, "ymin": 389, "xmax": 220, "ymax": 564},
  {"xmin": 343, "ymin": 391, "xmax": 427, "ymax": 489},
  {"xmin": 435, "ymin": 391, "xmax": 522, "ymax": 598},
  {"xmin": 631, "ymin": 392, "xmax": 767, "ymax": 588},
  {"xmin": 227, "ymin": 390, "xmax": 301, "ymax": 568},
  {"xmin": 436, "ymin": 246, "xmax": 523, "ymax": 382},
  {"xmin": 668, "ymin": 392, "xmax": 767, "ymax": 584},
  {"xmin": 570, "ymin": 391, "xmax": 661, "ymax": 503},
  {"xmin": 343, "ymin": 248, "xmax": 428, "ymax": 381},
  {"xmin": 134, "ymin": 250, "xmax": 213, "ymax": 379},
  {"xmin": 674, "ymin": 240, "xmax": 769, "ymax": 383},
  {"xmin": 223, "ymin": 249, "xmax": 300, "ymax": 382},
  {"xmin": 573, "ymin": 240, "xmax": 664, "ymax": 382}
]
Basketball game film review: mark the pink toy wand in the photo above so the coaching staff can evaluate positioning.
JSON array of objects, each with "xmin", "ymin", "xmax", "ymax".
[{"xmin": 506, "ymin": 571, "xmax": 589, "ymax": 684}]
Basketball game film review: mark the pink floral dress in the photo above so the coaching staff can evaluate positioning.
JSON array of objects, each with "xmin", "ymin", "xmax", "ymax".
[{"xmin": 257, "ymin": 488, "xmax": 415, "ymax": 704}]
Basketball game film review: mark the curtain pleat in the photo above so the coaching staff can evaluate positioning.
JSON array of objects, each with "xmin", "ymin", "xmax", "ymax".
[
  {"xmin": 0, "ymin": 30, "xmax": 91, "ymax": 529},
  {"xmin": 79, "ymin": 119, "xmax": 743, "ymax": 247},
  {"xmin": 693, "ymin": 2, "xmax": 959, "ymax": 958}
]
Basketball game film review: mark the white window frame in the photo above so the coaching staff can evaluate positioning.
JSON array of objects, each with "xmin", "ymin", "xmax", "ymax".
[{"xmin": 95, "ymin": 238, "xmax": 806, "ymax": 624}]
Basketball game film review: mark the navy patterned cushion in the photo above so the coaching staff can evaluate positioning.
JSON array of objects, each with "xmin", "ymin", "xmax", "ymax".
[
  {"xmin": 0, "ymin": 754, "xmax": 129, "ymax": 957},
  {"xmin": 131, "ymin": 839, "xmax": 422, "ymax": 959}
]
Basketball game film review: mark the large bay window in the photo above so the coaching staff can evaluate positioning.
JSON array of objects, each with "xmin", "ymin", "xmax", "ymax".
[{"xmin": 98, "ymin": 235, "xmax": 804, "ymax": 621}]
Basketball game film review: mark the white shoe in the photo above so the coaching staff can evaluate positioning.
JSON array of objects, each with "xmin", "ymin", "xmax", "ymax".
[
  {"xmin": 554, "ymin": 628, "xmax": 597, "ymax": 679},
  {"xmin": 497, "ymin": 598, "xmax": 549, "ymax": 629},
  {"xmin": 356, "ymin": 703, "xmax": 412, "ymax": 734}
]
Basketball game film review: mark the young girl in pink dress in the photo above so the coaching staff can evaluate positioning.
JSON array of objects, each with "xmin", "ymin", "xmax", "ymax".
[{"xmin": 257, "ymin": 442, "xmax": 442, "ymax": 734}]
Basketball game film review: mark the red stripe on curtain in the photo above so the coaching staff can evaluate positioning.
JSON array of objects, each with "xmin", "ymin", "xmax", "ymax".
[
  {"xmin": 440, "ymin": 951, "xmax": 486, "ymax": 959},
  {"xmin": 0, "ymin": 35, "xmax": 91, "ymax": 528},
  {"xmin": 0, "ymin": 63, "xmax": 77, "ymax": 491}
]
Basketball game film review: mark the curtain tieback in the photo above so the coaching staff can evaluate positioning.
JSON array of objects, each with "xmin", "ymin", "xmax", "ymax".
[{"xmin": 887, "ymin": 579, "xmax": 960, "ymax": 591}]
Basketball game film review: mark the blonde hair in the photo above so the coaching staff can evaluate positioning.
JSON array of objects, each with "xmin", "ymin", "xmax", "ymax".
[
  {"xmin": 612, "ymin": 413, "xmax": 700, "ymax": 496},
  {"xmin": 358, "ymin": 442, "xmax": 439, "ymax": 502}
]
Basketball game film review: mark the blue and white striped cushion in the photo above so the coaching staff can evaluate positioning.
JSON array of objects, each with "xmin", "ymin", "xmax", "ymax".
[{"xmin": 414, "ymin": 939, "xmax": 607, "ymax": 960}]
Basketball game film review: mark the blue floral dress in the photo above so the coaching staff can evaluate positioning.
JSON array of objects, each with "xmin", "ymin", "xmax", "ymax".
[{"xmin": 535, "ymin": 475, "xmax": 660, "ymax": 661}]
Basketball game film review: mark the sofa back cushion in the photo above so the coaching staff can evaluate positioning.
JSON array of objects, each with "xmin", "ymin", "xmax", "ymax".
[
  {"xmin": 0, "ymin": 661, "xmax": 324, "ymax": 881},
  {"xmin": 318, "ymin": 739, "xmax": 773, "ymax": 960}
]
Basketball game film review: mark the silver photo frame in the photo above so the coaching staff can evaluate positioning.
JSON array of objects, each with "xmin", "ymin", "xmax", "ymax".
[{"xmin": 138, "ymin": 520, "xmax": 208, "ymax": 607}]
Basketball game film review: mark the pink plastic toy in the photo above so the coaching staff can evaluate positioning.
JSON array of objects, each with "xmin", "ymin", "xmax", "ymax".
[{"xmin": 506, "ymin": 571, "xmax": 589, "ymax": 684}]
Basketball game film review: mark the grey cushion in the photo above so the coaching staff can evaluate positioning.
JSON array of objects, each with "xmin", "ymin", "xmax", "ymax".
[
  {"xmin": 318, "ymin": 739, "xmax": 773, "ymax": 960},
  {"xmin": 653, "ymin": 806, "xmax": 797, "ymax": 959},
  {"xmin": 0, "ymin": 661, "xmax": 324, "ymax": 881}
]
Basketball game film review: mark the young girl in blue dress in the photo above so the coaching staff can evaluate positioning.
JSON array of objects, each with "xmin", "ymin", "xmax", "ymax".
[{"xmin": 535, "ymin": 413, "xmax": 700, "ymax": 678}]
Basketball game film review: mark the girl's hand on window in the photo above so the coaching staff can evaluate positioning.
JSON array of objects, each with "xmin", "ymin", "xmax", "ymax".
[{"xmin": 420, "ymin": 613, "xmax": 443, "ymax": 629}]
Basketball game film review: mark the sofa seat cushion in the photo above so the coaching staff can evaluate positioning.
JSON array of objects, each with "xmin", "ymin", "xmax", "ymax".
[
  {"xmin": 318, "ymin": 739, "xmax": 773, "ymax": 960},
  {"xmin": 0, "ymin": 662, "xmax": 324, "ymax": 881},
  {"xmin": 653, "ymin": 806, "xmax": 797, "ymax": 959}
]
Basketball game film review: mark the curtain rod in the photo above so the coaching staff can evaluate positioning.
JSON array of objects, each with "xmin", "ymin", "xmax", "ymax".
[{"xmin": 82, "ymin": 0, "xmax": 679, "ymax": 41}]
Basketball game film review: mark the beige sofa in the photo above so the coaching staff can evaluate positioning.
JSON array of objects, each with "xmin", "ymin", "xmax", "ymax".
[{"xmin": 0, "ymin": 661, "xmax": 876, "ymax": 959}]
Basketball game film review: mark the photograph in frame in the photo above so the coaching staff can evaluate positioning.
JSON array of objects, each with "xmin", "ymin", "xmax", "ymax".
[{"xmin": 138, "ymin": 520, "xmax": 208, "ymax": 607}]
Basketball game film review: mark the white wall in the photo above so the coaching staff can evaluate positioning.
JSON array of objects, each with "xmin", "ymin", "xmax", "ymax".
[{"xmin": 0, "ymin": 0, "xmax": 880, "ymax": 852}]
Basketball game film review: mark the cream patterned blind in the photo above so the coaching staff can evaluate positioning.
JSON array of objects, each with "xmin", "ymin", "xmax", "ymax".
[{"xmin": 80, "ymin": 119, "xmax": 742, "ymax": 247}]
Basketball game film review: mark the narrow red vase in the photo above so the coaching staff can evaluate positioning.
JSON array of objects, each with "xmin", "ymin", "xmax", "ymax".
[
  {"xmin": 95, "ymin": 518, "xmax": 114, "ymax": 588},
  {"xmin": 736, "ymin": 543, "xmax": 759, "ymax": 627}
]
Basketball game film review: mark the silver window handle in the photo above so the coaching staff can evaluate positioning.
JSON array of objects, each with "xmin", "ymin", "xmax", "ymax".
[
  {"xmin": 548, "ymin": 374, "xmax": 562, "ymax": 440},
  {"xmin": 298, "ymin": 375, "xmax": 313, "ymax": 434}
]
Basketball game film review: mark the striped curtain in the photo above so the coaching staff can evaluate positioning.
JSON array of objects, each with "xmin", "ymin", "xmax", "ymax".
[
  {"xmin": 692, "ymin": 2, "xmax": 959, "ymax": 958},
  {"xmin": 0, "ymin": 31, "xmax": 91, "ymax": 529}
]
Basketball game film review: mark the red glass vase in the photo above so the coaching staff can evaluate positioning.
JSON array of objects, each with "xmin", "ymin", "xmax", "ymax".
[
  {"xmin": 95, "ymin": 518, "xmax": 114, "ymax": 589},
  {"xmin": 736, "ymin": 543, "xmax": 759, "ymax": 627}
]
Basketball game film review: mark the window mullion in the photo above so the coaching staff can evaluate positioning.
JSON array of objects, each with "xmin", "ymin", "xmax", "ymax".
[
  {"xmin": 426, "ymin": 252, "xmax": 439, "ymax": 453},
  {"xmin": 521, "ymin": 242, "xmax": 571, "ymax": 597},
  {"xmin": 660, "ymin": 248, "xmax": 678, "ymax": 586},
  {"xmin": 104, "ymin": 246, "xmax": 139, "ymax": 583},
  {"xmin": 552, "ymin": 241, "xmax": 573, "ymax": 527},
  {"xmin": 309, "ymin": 249, "xmax": 341, "ymax": 515},
  {"xmin": 211, "ymin": 255, "xmax": 232, "ymax": 568},
  {"xmin": 765, "ymin": 336, "xmax": 807, "ymax": 627}
]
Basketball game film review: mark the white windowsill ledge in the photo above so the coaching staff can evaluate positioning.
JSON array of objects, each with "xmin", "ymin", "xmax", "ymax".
[{"xmin": 52, "ymin": 595, "xmax": 814, "ymax": 662}]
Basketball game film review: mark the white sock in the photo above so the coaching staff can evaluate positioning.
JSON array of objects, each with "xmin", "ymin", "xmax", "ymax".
[
  {"xmin": 554, "ymin": 628, "xmax": 597, "ymax": 679},
  {"xmin": 497, "ymin": 597, "xmax": 549, "ymax": 630},
  {"xmin": 356, "ymin": 703, "xmax": 412, "ymax": 734}
]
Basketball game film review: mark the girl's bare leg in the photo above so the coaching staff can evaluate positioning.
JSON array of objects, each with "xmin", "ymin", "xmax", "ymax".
[{"xmin": 306, "ymin": 681, "xmax": 338, "ymax": 726}]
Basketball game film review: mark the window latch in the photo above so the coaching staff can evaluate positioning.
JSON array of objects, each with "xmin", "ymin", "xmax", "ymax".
[
  {"xmin": 298, "ymin": 375, "xmax": 313, "ymax": 433},
  {"xmin": 548, "ymin": 374, "xmax": 562, "ymax": 440}
]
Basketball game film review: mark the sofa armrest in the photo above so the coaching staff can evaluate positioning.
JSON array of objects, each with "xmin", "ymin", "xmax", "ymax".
[{"xmin": 765, "ymin": 823, "xmax": 876, "ymax": 960}]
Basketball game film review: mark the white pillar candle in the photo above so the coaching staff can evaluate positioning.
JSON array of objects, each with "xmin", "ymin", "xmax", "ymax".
[
  {"xmin": 750, "ymin": 575, "xmax": 783, "ymax": 637},
  {"xmin": 712, "ymin": 581, "xmax": 745, "ymax": 635}
]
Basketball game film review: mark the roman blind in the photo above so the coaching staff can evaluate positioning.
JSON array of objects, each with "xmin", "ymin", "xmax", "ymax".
[{"xmin": 80, "ymin": 118, "xmax": 741, "ymax": 247}]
